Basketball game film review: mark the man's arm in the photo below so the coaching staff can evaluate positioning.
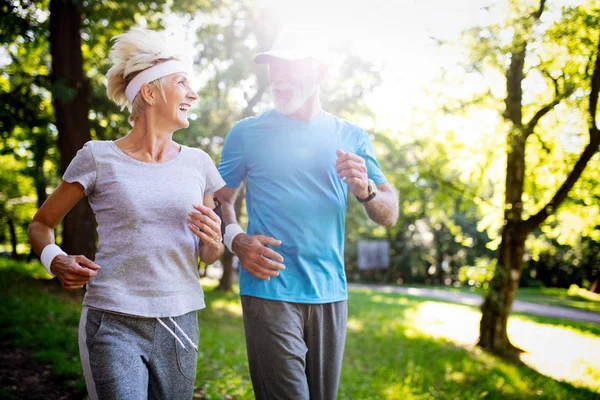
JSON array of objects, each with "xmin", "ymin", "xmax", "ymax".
[
  {"xmin": 362, "ymin": 183, "xmax": 399, "ymax": 227},
  {"xmin": 214, "ymin": 186, "xmax": 285, "ymax": 280},
  {"xmin": 335, "ymin": 149, "xmax": 399, "ymax": 227}
]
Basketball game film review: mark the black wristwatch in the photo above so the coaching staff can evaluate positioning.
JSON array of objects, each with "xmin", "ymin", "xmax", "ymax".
[{"xmin": 356, "ymin": 179, "xmax": 377, "ymax": 203}]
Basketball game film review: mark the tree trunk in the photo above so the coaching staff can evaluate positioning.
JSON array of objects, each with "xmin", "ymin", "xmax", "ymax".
[
  {"xmin": 217, "ymin": 185, "xmax": 245, "ymax": 291},
  {"xmin": 8, "ymin": 216, "xmax": 18, "ymax": 259},
  {"xmin": 479, "ymin": 123, "xmax": 528, "ymax": 356},
  {"xmin": 33, "ymin": 134, "xmax": 48, "ymax": 209},
  {"xmin": 49, "ymin": 0, "xmax": 96, "ymax": 258},
  {"xmin": 478, "ymin": 1, "xmax": 542, "ymax": 357},
  {"xmin": 478, "ymin": 223, "xmax": 526, "ymax": 356}
]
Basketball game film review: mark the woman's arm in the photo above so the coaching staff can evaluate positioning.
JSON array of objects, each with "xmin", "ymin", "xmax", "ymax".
[
  {"xmin": 188, "ymin": 195, "xmax": 224, "ymax": 265},
  {"xmin": 28, "ymin": 181, "xmax": 101, "ymax": 290}
]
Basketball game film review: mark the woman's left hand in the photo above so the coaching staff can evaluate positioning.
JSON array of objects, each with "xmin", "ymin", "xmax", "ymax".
[{"xmin": 188, "ymin": 204, "xmax": 222, "ymax": 251}]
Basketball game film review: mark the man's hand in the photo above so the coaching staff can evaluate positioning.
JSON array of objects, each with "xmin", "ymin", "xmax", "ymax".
[
  {"xmin": 232, "ymin": 234, "xmax": 285, "ymax": 280},
  {"xmin": 50, "ymin": 255, "xmax": 101, "ymax": 290},
  {"xmin": 335, "ymin": 149, "xmax": 369, "ymax": 199}
]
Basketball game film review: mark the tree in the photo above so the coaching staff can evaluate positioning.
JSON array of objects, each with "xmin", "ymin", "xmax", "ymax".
[
  {"xmin": 48, "ymin": 0, "xmax": 97, "ymax": 257},
  {"xmin": 477, "ymin": 1, "xmax": 600, "ymax": 356},
  {"xmin": 3, "ymin": 0, "xmax": 174, "ymax": 257}
]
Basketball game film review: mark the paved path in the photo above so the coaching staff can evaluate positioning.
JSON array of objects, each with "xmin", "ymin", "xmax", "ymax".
[{"xmin": 348, "ymin": 283, "xmax": 600, "ymax": 325}]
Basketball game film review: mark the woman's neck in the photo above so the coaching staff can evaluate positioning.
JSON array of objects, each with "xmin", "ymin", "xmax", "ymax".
[{"xmin": 116, "ymin": 115, "xmax": 180, "ymax": 163}]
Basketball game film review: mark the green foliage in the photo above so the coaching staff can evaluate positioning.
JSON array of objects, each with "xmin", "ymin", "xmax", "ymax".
[
  {"xmin": 0, "ymin": 256, "xmax": 50, "ymax": 279},
  {"xmin": 458, "ymin": 259, "xmax": 496, "ymax": 289}
]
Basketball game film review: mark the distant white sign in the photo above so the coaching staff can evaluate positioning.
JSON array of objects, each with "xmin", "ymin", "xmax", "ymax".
[{"xmin": 358, "ymin": 240, "xmax": 390, "ymax": 270}]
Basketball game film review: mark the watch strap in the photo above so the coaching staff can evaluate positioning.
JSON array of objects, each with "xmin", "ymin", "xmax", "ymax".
[{"xmin": 356, "ymin": 179, "xmax": 377, "ymax": 203}]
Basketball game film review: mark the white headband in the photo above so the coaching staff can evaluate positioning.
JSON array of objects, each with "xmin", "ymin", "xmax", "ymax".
[{"xmin": 125, "ymin": 59, "xmax": 191, "ymax": 104}]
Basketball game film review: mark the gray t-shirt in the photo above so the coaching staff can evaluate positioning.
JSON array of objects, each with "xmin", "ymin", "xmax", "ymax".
[{"xmin": 63, "ymin": 140, "xmax": 225, "ymax": 318}]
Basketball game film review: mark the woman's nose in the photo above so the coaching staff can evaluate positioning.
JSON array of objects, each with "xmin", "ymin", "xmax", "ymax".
[{"xmin": 188, "ymin": 88, "xmax": 199, "ymax": 102}]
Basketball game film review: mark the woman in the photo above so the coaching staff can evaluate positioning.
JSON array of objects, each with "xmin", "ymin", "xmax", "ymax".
[{"xmin": 27, "ymin": 28, "xmax": 224, "ymax": 400}]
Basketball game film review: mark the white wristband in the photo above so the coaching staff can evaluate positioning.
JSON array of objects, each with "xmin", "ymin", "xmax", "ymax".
[
  {"xmin": 40, "ymin": 244, "xmax": 67, "ymax": 276},
  {"xmin": 224, "ymin": 224, "xmax": 245, "ymax": 254}
]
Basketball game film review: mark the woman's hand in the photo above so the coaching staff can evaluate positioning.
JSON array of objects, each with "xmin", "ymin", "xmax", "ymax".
[
  {"xmin": 51, "ymin": 254, "xmax": 101, "ymax": 290},
  {"xmin": 188, "ymin": 204, "xmax": 224, "ymax": 264}
]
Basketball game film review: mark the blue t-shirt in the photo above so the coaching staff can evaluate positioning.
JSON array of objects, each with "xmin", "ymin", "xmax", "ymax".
[{"xmin": 219, "ymin": 109, "xmax": 387, "ymax": 303}]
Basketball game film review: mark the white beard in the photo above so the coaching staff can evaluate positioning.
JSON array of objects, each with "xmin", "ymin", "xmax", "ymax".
[{"xmin": 272, "ymin": 81, "xmax": 317, "ymax": 115}]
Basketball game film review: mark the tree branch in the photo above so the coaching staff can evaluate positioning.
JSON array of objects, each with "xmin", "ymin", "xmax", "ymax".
[
  {"xmin": 541, "ymin": 69, "xmax": 560, "ymax": 97},
  {"xmin": 525, "ymin": 70, "xmax": 576, "ymax": 136},
  {"xmin": 590, "ymin": 30, "xmax": 600, "ymax": 128},
  {"xmin": 533, "ymin": 0, "xmax": 547, "ymax": 20},
  {"xmin": 504, "ymin": 46, "xmax": 526, "ymax": 127},
  {"xmin": 504, "ymin": 0, "xmax": 546, "ymax": 128},
  {"xmin": 522, "ymin": 31, "xmax": 600, "ymax": 233},
  {"xmin": 524, "ymin": 99, "xmax": 561, "ymax": 135}
]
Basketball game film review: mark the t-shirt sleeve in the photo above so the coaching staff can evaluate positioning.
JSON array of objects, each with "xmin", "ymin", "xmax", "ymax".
[
  {"xmin": 203, "ymin": 153, "xmax": 226, "ymax": 196},
  {"xmin": 356, "ymin": 128, "xmax": 387, "ymax": 186},
  {"xmin": 218, "ymin": 122, "xmax": 246, "ymax": 188},
  {"xmin": 62, "ymin": 141, "xmax": 97, "ymax": 196}
]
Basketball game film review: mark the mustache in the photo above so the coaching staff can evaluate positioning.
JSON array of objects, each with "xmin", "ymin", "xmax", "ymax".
[{"xmin": 272, "ymin": 82, "xmax": 298, "ymax": 92}]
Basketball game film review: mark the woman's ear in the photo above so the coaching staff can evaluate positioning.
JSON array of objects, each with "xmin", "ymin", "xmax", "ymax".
[{"xmin": 139, "ymin": 83, "xmax": 155, "ymax": 106}]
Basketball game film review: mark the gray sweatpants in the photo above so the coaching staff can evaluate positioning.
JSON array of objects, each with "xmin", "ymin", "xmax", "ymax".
[
  {"xmin": 241, "ymin": 296, "xmax": 348, "ymax": 400},
  {"xmin": 78, "ymin": 306, "xmax": 199, "ymax": 400}
]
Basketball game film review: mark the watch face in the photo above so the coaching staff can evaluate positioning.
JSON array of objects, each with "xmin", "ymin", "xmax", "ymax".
[
  {"xmin": 369, "ymin": 179, "xmax": 377, "ymax": 195},
  {"xmin": 357, "ymin": 179, "xmax": 377, "ymax": 203}
]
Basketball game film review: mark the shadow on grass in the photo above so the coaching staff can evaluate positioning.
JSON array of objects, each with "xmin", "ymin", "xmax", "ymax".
[
  {"xmin": 0, "ymin": 271, "xmax": 86, "ymax": 397},
  {"xmin": 343, "ymin": 289, "xmax": 600, "ymax": 400},
  {"xmin": 1, "ymin": 268, "xmax": 598, "ymax": 400}
]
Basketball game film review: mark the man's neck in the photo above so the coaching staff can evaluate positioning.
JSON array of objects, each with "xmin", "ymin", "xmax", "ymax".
[{"xmin": 286, "ymin": 92, "xmax": 322, "ymax": 121}]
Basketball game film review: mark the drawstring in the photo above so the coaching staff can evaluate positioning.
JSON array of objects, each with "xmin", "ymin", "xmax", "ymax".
[{"xmin": 156, "ymin": 317, "xmax": 198, "ymax": 353}]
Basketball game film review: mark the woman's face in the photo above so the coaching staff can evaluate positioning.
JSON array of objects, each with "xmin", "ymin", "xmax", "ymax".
[{"xmin": 156, "ymin": 73, "xmax": 198, "ymax": 130}]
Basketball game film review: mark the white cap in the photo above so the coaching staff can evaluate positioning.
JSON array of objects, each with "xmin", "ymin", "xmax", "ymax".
[{"xmin": 254, "ymin": 30, "xmax": 328, "ymax": 65}]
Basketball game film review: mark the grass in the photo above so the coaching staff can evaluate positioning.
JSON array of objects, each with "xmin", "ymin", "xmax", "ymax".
[
  {"xmin": 1, "ymin": 258, "xmax": 599, "ymax": 399},
  {"xmin": 514, "ymin": 287, "xmax": 600, "ymax": 314},
  {"xmin": 390, "ymin": 283, "xmax": 600, "ymax": 314}
]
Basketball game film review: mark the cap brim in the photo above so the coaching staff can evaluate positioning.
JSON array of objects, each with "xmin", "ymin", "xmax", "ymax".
[{"xmin": 254, "ymin": 50, "xmax": 317, "ymax": 64}]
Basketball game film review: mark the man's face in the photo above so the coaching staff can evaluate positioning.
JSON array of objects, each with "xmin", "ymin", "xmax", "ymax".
[{"xmin": 268, "ymin": 58, "xmax": 321, "ymax": 115}]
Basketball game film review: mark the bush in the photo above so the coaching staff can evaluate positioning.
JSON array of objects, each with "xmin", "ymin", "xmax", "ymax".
[{"xmin": 458, "ymin": 262, "xmax": 495, "ymax": 288}]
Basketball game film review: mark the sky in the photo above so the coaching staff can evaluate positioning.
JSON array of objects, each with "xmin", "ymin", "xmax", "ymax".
[
  {"xmin": 255, "ymin": 0, "xmax": 501, "ymax": 131},
  {"xmin": 254, "ymin": 0, "xmax": 585, "ymax": 133}
]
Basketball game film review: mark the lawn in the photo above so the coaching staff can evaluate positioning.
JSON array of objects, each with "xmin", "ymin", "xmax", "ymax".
[
  {"xmin": 1, "ymin": 258, "xmax": 599, "ymax": 399},
  {"xmin": 394, "ymin": 283, "xmax": 600, "ymax": 314}
]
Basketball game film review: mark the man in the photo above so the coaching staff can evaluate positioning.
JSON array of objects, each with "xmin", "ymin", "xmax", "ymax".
[{"xmin": 215, "ymin": 31, "xmax": 399, "ymax": 400}]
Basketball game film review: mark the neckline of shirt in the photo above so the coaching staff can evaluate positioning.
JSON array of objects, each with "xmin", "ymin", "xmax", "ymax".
[
  {"xmin": 272, "ymin": 109, "xmax": 327, "ymax": 125},
  {"xmin": 109, "ymin": 141, "xmax": 185, "ymax": 167}
]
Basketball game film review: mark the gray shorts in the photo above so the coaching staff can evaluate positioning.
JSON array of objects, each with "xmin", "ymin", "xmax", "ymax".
[
  {"xmin": 241, "ymin": 296, "xmax": 348, "ymax": 400},
  {"xmin": 78, "ymin": 307, "xmax": 199, "ymax": 400}
]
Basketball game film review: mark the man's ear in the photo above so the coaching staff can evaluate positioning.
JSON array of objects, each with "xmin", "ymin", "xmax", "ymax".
[
  {"xmin": 318, "ymin": 63, "xmax": 329, "ymax": 85},
  {"xmin": 139, "ymin": 83, "xmax": 155, "ymax": 106}
]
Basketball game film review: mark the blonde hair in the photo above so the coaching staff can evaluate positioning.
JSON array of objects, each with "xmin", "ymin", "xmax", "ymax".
[{"xmin": 106, "ymin": 28, "xmax": 192, "ymax": 125}]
